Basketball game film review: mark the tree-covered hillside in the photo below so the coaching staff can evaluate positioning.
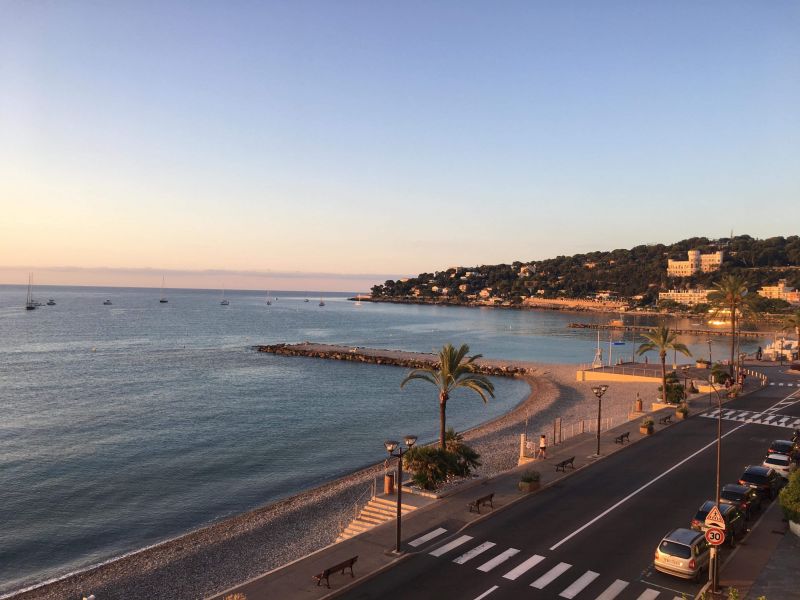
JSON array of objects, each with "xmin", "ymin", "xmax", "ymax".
[{"xmin": 371, "ymin": 235, "xmax": 800, "ymax": 306}]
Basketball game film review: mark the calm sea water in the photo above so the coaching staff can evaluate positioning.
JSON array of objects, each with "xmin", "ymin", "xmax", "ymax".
[{"xmin": 0, "ymin": 285, "xmax": 766, "ymax": 594}]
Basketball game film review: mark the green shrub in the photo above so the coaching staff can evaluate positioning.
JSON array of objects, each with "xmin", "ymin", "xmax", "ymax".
[
  {"xmin": 641, "ymin": 417, "xmax": 654, "ymax": 428},
  {"xmin": 445, "ymin": 428, "xmax": 482, "ymax": 477},
  {"xmin": 520, "ymin": 469, "xmax": 540, "ymax": 483},
  {"xmin": 676, "ymin": 403, "xmax": 689, "ymax": 415},
  {"xmin": 403, "ymin": 432, "xmax": 482, "ymax": 491},
  {"xmin": 779, "ymin": 470, "xmax": 800, "ymax": 523}
]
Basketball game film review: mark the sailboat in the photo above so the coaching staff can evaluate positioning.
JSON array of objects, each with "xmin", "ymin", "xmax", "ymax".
[
  {"xmin": 319, "ymin": 297, "xmax": 325, "ymax": 307},
  {"xmin": 220, "ymin": 285, "xmax": 229, "ymax": 306},
  {"xmin": 266, "ymin": 291, "xmax": 271, "ymax": 306},
  {"xmin": 46, "ymin": 299, "xmax": 56, "ymax": 306},
  {"xmin": 159, "ymin": 276, "xmax": 168, "ymax": 303},
  {"xmin": 355, "ymin": 294, "xmax": 362, "ymax": 307},
  {"xmin": 25, "ymin": 274, "xmax": 36, "ymax": 310}
]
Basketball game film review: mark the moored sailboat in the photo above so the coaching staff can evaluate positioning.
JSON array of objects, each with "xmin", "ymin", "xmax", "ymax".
[
  {"xmin": 159, "ymin": 276, "xmax": 168, "ymax": 303},
  {"xmin": 25, "ymin": 274, "xmax": 36, "ymax": 310}
]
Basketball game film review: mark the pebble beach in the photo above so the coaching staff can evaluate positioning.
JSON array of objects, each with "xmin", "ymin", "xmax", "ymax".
[{"xmin": 7, "ymin": 362, "xmax": 658, "ymax": 600}]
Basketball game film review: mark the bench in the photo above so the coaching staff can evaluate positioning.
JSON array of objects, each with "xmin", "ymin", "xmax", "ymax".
[
  {"xmin": 555, "ymin": 457, "xmax": 575, "ymax": 472},
  {"xmin": 313, "ymin": 555, "xmax": 358, "ymax": 588},
  {"xmin": 658, "ymin": 414, "xmax": 672, "ymax": 425},
  {"xmin": 614, "ymin": 431, "xmax": 630, "ymax": 444},
  {"xmin": 468, "ymin": 492, "xmax": 494, "ymax": 514}
]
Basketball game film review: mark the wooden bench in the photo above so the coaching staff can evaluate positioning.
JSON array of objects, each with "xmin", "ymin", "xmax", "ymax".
[
  {"xmin": 468, "ymin": 492, "xmax": 494, "ymax": 514},
  {"xmin": 658, "ymin": 414, "xmax": 672, "ymax": 425},
  {"xmin": 313, "ymin": 555, "xmax": 358, "ymax": 588},
  {"xmin": 555, "ymin": 457, "xmax": 575, "ymax": 472},
  {"xmin": 614, "ymin": 431, "xmax": 630, "ymax": 444}
]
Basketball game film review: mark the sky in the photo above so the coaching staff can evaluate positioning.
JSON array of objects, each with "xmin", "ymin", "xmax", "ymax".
[{"xmin": 1, "ymin": 1, "xmax": 799, "ymax": 291}]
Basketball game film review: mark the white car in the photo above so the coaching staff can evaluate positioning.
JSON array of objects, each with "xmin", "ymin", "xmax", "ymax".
[{"xmin": 763, "ymin": 453, "xmax": 797, "ymax": 479}]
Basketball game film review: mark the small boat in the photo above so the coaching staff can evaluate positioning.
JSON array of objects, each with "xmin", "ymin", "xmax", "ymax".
[
  {"xmin": 220, "ymin": 285, "xmax": 229, "ymax": 306},
  {"xmin": 319, "ymin": 298, "xmax": 325, "ymax": 307},
  {"xmin": 46, "ymin": 299, "xmax": 56, "ymax": 306},
  {"xmin": 266, "ymin": 290, "xmax": 271, "ymax": 306},
  {"xmin": 159, "ymin": 275, "xmax": 168, "ymax": 303},
  {"xmin": 304, "ymin": 298, "xmax": 309, "ymax": 303},
  {"xmin": 355, "ymin": 294, "xmax": 362, "ymax": 307},
  {"xmin": 25, "ymin": 274, "xmax": 36, "ymax": 310},
  {"xmin": 103, "ymin": 299, "xmax": 113, "ymax": 305}
]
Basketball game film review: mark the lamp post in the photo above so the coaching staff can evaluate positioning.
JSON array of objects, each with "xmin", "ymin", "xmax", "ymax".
[
  {"xmin": 383, "ymin": 435, "xmax": 417, "ymax": 554},
  {"xmin": 707, "ymin": 339, "xmax": 712, "ymax": 365},
  {"xmin": 591, "ymin": 385, "xmax": 608, "ymax": 457},
  {"xmin": 707, "ymin": 378, "xmax": 723, "ymax": 595}
]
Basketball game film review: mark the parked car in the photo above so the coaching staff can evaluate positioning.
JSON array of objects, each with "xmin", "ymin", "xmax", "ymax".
[
  {"xmin": 768, "ymin": 439, "xmax": 799, "ymax": 461},
  {"xmin": 719, "ymin": 483, "xmax": 761, "ymax": 519},
  {"xmin": 739, "ymin": 465, "xmax": 782, "ymax": 500},
  {"xmin": 762, "ymin": 453, "xmax": 797, "ymax": 479},
  {"xmin": 690, "ymin": 501, "xmax": 746, "ymax": 547},
  {"xmin": 654, "ymin": 527, "xmax": 710, "ymax": 581}
]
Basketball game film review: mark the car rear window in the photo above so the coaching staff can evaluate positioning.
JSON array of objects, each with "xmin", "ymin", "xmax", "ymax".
[
  {"xmin": 721, "ymin": 490, "xmax": 743, "ymax": 502},
  {"xmin": 660, "ymin": 540, "xmax": 691, "ymax": 558},
  {"xmin": 765, "ymin": 456, "xmax": 789, "ymax": 467},
  {"xmin": 741, "ymin": 473, "xmax": 767, "ymax": 485}
]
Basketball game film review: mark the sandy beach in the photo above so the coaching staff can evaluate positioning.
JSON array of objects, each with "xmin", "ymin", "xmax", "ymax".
[{"xmin": 7, "ymin": 361, "xmax": 658, "ymax": 600}]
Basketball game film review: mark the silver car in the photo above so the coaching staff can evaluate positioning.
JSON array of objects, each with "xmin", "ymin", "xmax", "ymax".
[
  {"xmin": 654, "ymin": 528, "xmax": 710, "ymax": 581},
  {"xmin": 763, "ymin": 453, "xmax": 797, "ymax": 479}
]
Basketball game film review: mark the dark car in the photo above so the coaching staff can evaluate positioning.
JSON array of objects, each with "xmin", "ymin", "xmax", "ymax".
[
  {"xmin": 690, "ymin": 501, "xmax": 746, "ymax": 547},
  {"xmin": 768, "ymin": 439, "xmax": 799, "ymax": 461},
  {"xmin": 739, "ymin": 465, "xmax": 782, "ymax": 500},
  {"xmin": 720, "ymin": 483, "xmax": 761, "ymax": 519}
]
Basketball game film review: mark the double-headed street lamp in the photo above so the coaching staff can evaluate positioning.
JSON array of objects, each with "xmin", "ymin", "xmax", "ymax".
[
  {"xmin": 591, "ymin": 384, "xmax": 609, "ymax": 457},
  {"xmin": 707, "ymin": 378, "xmax": 723, "ymax": 595},
  {"xmin": 383, "ymin": 435, "xmax": 417, "ymax": 554}
]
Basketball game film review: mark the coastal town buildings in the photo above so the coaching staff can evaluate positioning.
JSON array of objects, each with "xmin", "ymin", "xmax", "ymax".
[
  {"xmin": 667, "ymin": 250, "xmax": 724, "ymax": 277},
  {"xmin": 757, "ymin": 279, "xmax": 800, "ymax": 305},
  {"xmin": 658, "ymin": 288, "xmax": 710, "ymax": 306}
]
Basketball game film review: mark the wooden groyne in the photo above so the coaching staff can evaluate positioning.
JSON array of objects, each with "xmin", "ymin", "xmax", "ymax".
[
  {"xmin": 568, "ymin": 323, "xmax": 767, "ymax": 338},
  {"xmin": 256, "ymin": 343, "xmax": 533, "ymax": 377}
]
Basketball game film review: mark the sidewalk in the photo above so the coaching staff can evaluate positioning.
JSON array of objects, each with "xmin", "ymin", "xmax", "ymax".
[{"xmin": 206, "ymin": 377, "xmax": 766, "ymax": 600}]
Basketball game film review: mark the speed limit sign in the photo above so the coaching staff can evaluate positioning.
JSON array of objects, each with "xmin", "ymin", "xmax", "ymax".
[{"xmin": 705, "ymin": 527, "xmax": 726, "ymax": 546}]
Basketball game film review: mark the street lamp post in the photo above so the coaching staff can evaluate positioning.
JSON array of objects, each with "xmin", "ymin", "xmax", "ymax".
[
  {"xmin": 591, "ymin": 385, "xmax": 608, "ymax": 457},
  {"xmin": 383, "ymin": 435, "xmax": 417, "ymax": 554},
  {"xmin": 707, "ymin": 378, "xmax": 723, "ymax": 595}
]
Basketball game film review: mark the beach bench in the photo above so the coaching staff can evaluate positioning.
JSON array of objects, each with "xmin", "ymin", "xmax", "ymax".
[
  {"xmin": 313, "ymin": 555, "xmax": 358, "ymax": 588},
  {"xmin": 555, "ymin": 457, "xmax": 575, "ymax": 472},
  {"xmin": 614, "ymin": 432, "xmax": 630, "ymax": 444},
  {"xmin": 468, "ymin": 492, "xmax": 494, "ymax": 514},
  {"xmin": 658, "ymin": 414, "xmax": 672, "ymax": 425}
]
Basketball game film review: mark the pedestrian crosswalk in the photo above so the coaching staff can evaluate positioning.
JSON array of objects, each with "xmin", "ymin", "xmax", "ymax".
[
  {"xmin": 769, "ymin": 382, "xmax": 798, "ymax": 387},
  {"xmin": 701, "ymin": 407, "xmax": 800, "ymax": 429},
  {"xmin": 407, "ymin": 528, "xmax": 688, "ymax": 599}
]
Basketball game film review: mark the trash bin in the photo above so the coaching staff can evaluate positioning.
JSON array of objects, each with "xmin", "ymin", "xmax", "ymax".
[{"xmin": 384, "ymin": 472, "xmax": 395, "ymax": 495}]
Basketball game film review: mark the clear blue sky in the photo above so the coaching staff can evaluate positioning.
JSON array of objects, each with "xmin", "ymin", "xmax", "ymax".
[{"xmin": 1, "ymin": 1, "xmax": 798, "ymax": 289}]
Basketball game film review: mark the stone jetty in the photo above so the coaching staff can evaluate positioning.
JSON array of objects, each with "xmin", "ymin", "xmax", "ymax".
[{"xmin": 256, "ymin": 342, "xmax": 532, "ymax": 377}]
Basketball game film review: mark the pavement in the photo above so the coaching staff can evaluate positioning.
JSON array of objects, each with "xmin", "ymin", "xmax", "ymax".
[{"xmin": 208, "ymin": 364, "xmax": 798, "ymax": 600}]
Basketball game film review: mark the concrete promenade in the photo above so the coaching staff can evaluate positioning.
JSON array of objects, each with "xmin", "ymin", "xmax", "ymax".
[{"xmin": 207, "ymin": 372, "xmax": 774, "ymax": 600}]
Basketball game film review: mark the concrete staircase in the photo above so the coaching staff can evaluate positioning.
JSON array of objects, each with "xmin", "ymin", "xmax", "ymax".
[{"xmin": 336, "ymin": 496, "xmax": 417, "ymax": 542}]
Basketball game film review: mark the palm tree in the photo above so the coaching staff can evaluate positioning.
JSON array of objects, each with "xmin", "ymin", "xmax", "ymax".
[
  {"xmin": 783, "ymin": 309, "xmax": 800, "ymax": 343},
  {"xmin": 400, "ymin": 343, "xmax": 495, "ymax": 450},
  {"xmin": 707, "ymin": 275, "xmax": 750, "ymax": 376},
  {"xmin": 637, "ymin": 325, "xmax": 691, "ymax": 403}
]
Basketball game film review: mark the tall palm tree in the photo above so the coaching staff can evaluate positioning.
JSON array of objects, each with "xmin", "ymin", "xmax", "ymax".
[
  {"xmin": 707, "ymin": 275, "xmax": 750, "ymax": 376},
  {"xmin": 400, "ymin": 343, "xmax": 495, "ymax": 450},
  {"xmin": 637, "ymin": 325, "xmax": 691, "ymax": 403}
]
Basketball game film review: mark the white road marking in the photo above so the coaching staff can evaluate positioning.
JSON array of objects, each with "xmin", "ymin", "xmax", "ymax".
[
  {"xmin": 472, "ymin": 585, "xmax": 498, "ymax": 600},
  {"xmin": 636, "ymin": 590, "xmax": 660, "ymax": 600},
  {"xmin": 502, "ymin": 554, "xmax": 545, "ymax": 580},
  {"xmin": 559, "ymin": 570, "xmax": 599, "ymax": 598},
  {"xmin": 531, "ymin": 562, "xmax": 572, "ymax": 589},
  {"xmin": 454, "ymin": 542, "xmax": 496, "ymax": 564},
  {"xmin": 550, "ymin": 391, "xmax": 797, "ymax": 551},
  {"xmin": 408, "ymin": 527, "xmax": 447, "ymax": 547},
  {"xmin": 429, "ymin": 535, "xmax": 473, "ymax": 557},
  {"xmin": 477, "ymin": 548, "xmax": 520, "ymax": 572},
  {"xmin": 594, "ymin": 579, "xmax": 629, "ymax": 600}
]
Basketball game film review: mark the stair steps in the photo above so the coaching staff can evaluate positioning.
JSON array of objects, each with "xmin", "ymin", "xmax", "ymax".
[{"xmin": 336, "ymin": 496, "xmax": 417, "ymax": 542}]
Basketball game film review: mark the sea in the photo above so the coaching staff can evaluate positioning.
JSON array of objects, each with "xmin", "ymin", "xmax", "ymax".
[{"xmin": 0, "ymin": 285, "xmax": 768, "ymax": 595}]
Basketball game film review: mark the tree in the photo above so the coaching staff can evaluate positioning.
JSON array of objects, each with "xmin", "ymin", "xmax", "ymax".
[
  {"xmin": 400, "ymin": 343, "xmax": 495, "ymax": 450},
  {"xmin": 707, "ymin": 275, "xmax": 750, "ymax": 376},
  {"xmin": 783, "ymin": 309, "xmax": 800, "ymax": 345},
  {"xmin": 637, "ymin": 325, "xmax": 692, "ymax": 404}
]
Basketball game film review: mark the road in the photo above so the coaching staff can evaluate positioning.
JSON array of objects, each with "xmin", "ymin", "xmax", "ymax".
[{"xmin": 340, "ymin": 369, "xmax": 800, "ymax": 600}]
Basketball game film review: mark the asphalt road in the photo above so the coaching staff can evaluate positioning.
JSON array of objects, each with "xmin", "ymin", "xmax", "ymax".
[{"xmin": 340, "ymin": 369, "xmax": 800, "ymax": 600}]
